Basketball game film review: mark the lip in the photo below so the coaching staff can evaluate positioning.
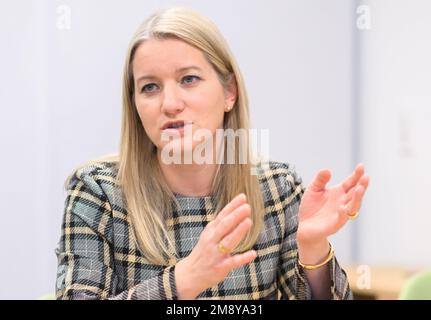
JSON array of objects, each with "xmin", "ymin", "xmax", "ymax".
[{"xmin": 161, "ymin": 120, "xmax": 192, "ymax": 130}]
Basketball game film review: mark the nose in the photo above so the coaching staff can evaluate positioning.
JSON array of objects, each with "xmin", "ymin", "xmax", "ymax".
[{"xmin": 160, "ymin": 82, "xmax": 185, "ymax": 116}]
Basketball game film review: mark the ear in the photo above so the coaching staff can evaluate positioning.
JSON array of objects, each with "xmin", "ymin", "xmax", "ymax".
[{"xmin": 224, "ymin": 74, "xmax": 237, "ymax": 111}]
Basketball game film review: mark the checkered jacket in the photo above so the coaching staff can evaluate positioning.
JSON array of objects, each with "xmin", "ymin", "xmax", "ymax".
[{"xmin": 55, "ymin": 160, "xmax": 352, "ymax": 300}]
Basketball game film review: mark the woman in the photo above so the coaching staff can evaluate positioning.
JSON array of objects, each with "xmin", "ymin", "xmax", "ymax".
[{"xmin": 55, "ymin": 7, "xmax": 369, "ymax": 300}]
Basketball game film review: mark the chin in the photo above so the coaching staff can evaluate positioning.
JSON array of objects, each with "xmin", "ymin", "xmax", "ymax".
[{"xmin": 158, "ymin": 138, "xmax": 201, "ymax": 165}]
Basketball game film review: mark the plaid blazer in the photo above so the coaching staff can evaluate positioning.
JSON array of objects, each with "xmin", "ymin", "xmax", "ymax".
[{"xmin": 55, "ymin": 160, "xmax": 352, "ymax": 300}]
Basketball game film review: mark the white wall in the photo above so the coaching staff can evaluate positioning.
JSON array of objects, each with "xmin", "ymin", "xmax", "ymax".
[
  {"xmin": 0, "ymin": 0, "xmax": 354, "ymax": 299},
  {"xmin": 357, "ymin": 0, "xmax": 431, "ymax": 267}
]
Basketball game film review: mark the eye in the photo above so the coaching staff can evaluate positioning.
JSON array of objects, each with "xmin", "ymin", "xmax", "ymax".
[
  {"xmin": 141, "ymin": 83, "xmax": 159, "ymax": 93},
  {"xmin": 181, "ymin": 75, "xmax": 201, "ymax": 85}
]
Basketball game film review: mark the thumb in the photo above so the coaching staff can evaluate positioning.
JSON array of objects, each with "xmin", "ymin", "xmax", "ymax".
[{"xmin": 309, "ymin": 169, "xmax": 331, "ymax": 192}]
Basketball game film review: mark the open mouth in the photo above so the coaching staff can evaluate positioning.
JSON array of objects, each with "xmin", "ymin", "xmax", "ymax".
[
  {"xmin": 168, "ymin": 121, "xmax": 184, "ymax": 129},
  {"xmin": 162, "ymin": 120, "xmax": 192, "ymax": 130}
]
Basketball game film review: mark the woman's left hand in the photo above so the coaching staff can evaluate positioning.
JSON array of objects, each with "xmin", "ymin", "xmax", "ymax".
[{"xmin": 297, "ymin": 163, "xmax": 370, "ymax": 246}]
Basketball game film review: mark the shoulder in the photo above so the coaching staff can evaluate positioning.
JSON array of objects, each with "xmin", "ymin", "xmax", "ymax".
[
  {"xmin": 65, "ymin": 155, "xmax": 120, "ymax": 202},
  {"xmin": 63, "ymin": 156, "xmax": 120, "ymax": 243},
  {"xmin": 256, "ymin": 160, "xmax": 304, "ymax": 191},
  {"xmin": 255, "ymin": 160, "xmax": 305, "ymax": 209},
  {"xmin": 253, "ymin": 161, "xmax": 305, "ymax": 240}
]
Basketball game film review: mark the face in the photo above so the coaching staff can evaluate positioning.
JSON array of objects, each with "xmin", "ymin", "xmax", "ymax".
[{"xmin": 132, "ymin": 38, "xmax": 237, "ymax": 159}]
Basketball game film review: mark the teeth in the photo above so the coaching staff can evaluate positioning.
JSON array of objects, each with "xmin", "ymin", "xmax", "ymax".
[{"xmin": 170, "ymin": 123, "xmax": 184, "ymax": 129}]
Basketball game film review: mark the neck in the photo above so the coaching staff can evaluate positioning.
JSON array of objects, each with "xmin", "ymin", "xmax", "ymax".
[{"xmin": 157, "ymin": 152, "xmax": 219, "ymax": 197}]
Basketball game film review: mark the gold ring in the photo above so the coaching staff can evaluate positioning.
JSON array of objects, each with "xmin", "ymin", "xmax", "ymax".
[
  {"xmin": 348, "ymin": 211, "xmax": 360, "ymax": 220},
  {"xmin": 218, "ymin": 241, "xmax": 230, "ymax": 254}
]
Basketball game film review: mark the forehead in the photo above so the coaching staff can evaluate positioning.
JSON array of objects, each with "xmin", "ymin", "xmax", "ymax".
[{"xmin": 132, "ymin": 38, "xmax": 212, "ymax": 76}]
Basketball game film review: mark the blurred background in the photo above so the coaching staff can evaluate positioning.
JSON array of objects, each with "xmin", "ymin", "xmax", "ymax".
[{"xmin": 0, "ymin": 0, "xmax": 430, "ymax": 299}]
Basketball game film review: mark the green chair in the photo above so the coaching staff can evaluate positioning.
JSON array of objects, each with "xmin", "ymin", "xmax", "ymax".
[
  {"xmin": 37, "ymin": 293, "xmax": 56, "ymax": 300},
  {"xmin": 399, "ymin": 270, "xmax": 431, "ymax": 300}
]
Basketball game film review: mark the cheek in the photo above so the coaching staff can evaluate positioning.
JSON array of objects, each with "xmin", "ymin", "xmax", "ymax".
[
  {"xmin": 191, "ymin": 90, "xmax": 226, "ymax": 128},
  {"xmin": 135, "ymin": 101, "xmax": 159, "ymax": 139},
  {"xmin": 209, "ymin": 98, "xmax": 226, "ymax": 130}
]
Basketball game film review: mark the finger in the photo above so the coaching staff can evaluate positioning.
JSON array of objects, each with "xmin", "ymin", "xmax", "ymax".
[
  {"xmin": 213, "ymin": 193, "xmax": 247, "ymax": 226},
  {"xmin": 213, "ymin": 203, "xmax": 251, "ymax": 242},
  {"xmin": 342, "ymin": 163, "xmax": 365, "ymax": 193},
  {"xmin": 359, "ymin": 174, "xmax": 370, "ymax": 190},
  {"xmin": 308, "ymin": 169, "xmax": 332, "ymax": 192},
  {"xmin": 219, "ymin": 218, "xmax": 253, "ymax": 254},
  {"xmin": 328, "ymin": 204, "xmax": 350, "ymax": 232},
  {"xmin": 222, "ymin": 250, "xmax": 257, "ymax": 271},
  {"xmin": 344, "ymin": 185, "xmax": 365, "ymax": 216},
  {"xmin": 345, "ymin": 175, "xmax": 370, "ymax": 202},
  {"xmin": 362, "ymin": 175, "xmax": 370, "ymax": 189}
]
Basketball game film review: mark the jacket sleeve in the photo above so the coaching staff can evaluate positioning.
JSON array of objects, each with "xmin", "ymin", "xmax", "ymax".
[
  {"xmin": 55, "ymin": 167, "xmax": 177, "ymax": 300},
  {"xmin": 276, "ymin": 166, "xmax": 353, "ymax": 300}
]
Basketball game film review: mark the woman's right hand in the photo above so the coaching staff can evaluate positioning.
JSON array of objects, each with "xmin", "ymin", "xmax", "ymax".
[{"xmin": 174, "ymin": 193, "xmax": 257, "ymax": 299}]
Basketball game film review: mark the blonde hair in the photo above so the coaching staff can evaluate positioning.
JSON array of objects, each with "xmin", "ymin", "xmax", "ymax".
[{"xmin": 71, "ymin": 7, "xmax": 265, "ymax": 265}]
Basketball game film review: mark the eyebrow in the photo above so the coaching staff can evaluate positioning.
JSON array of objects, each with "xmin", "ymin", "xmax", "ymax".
[{"xmin": 135, "ymin": 66, "xmax": 203, "ymax": 83}]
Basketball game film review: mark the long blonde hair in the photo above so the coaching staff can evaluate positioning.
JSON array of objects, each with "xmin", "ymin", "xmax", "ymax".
[{"xmin": 81, "ymin": 7, "xmax": 265, "ymax": 265}]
